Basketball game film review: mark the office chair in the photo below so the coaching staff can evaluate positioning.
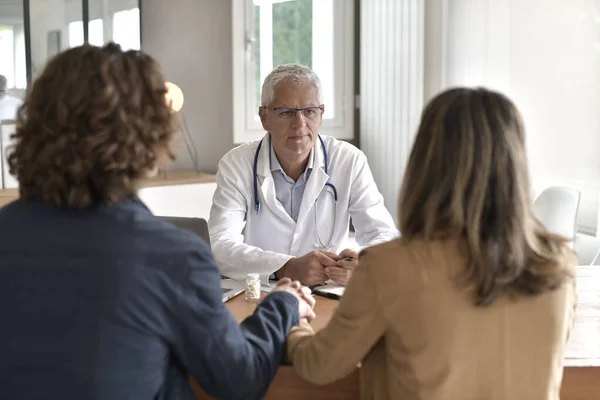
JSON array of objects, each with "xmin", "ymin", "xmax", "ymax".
[
  {"xmin": 157, "ymin": 216, "xmax": 210, "ymax": 248},
  {"xmin": 533, "ymin": 186, "xmax": 581, "ymax": 244}
]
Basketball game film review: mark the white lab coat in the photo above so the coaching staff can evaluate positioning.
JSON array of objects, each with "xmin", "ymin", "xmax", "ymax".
[{"xmin": 209, "ymin": 133, "xmax": 399, "ymax": 283}]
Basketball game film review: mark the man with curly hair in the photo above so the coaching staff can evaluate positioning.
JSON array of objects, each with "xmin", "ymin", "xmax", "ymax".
[{"xmin": 0, "ymin": 43, "xmax": 315, "ymax": 400}]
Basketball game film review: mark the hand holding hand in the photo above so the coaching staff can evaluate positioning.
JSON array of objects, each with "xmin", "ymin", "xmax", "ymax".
[{"xmin": 270, "ymin": 278, "xmax": 316, "ymax": 322}]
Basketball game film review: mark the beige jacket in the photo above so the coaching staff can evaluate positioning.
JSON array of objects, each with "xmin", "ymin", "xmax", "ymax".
[{"xmin": 287, "ymin": 238, "xmax": 576, "ymax": 400}]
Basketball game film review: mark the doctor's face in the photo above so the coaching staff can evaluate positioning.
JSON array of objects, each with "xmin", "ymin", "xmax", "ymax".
[{"xmin": 259, "ymin": 82, "xmax": 324, "ymax": 160}]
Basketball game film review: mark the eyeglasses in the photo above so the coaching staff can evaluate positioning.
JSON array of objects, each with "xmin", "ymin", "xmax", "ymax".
[{"xmin": 272, "ymin": 106, "xmax": 324, "ymax": 120}]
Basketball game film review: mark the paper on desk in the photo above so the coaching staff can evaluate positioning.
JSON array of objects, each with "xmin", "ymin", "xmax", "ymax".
[{"xmin": 313, "ymin": 282, "xmax": 345, "ymax": 297}]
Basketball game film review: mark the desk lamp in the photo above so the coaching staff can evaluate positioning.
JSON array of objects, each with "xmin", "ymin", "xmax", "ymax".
[{"xmin": 163, "ymin": 82, "xmax": 199, "ymax": 177}]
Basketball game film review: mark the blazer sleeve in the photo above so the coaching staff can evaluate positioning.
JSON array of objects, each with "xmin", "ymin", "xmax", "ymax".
[
  {"xmin": 209, "ymin": 156, "xmax": 293, "ymax": 281},
  {"xmin": 286, "ymin": 253, "xmax": 386, "ymax": 384},
  {"xmin": 171, "ymin": 246, "xmax": 299, "ymax": 400}
]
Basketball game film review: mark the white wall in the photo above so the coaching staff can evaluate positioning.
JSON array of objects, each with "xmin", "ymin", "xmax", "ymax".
[
  {"xmin": 0, "ymin": 0, "xmax": 26, "ymax": 91},
  {"xmin": 1, "ymin": 0, "xmax": 233, "ymax": 173},
  {"xmin": 360, "ymin": 0, "xmax": 424, "ymax": 224},
  {"xmin": 138, "ymin": 182, "xmax": 217, "ymax": 219},
  {"xmin": 510, "ymin": 0, "xmax": 600, "ymax": 235},
  {"xmin": 0, "ymin": 0, "xmax": 22, "ymax": 21},
  {"xmin": 425, "ymin": 0, "xmax": 600, "ymax": 235},
  {"xmin": 29, "ymin": 0, "xmax": 69, "ymax": 76},
  {"xmin": 141, "ymin": 0, "xmax": 235, "ymax": 174},
  {"xmin": 29, "ymin": 0, "xmax": 139, "ymax": 78}
]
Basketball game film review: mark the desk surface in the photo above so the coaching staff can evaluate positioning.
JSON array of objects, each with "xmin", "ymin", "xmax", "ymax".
[
  {"xmin": 0, "ymin": 169, "xmax": 216, "ymax": 208},
  {"xmin": 227, "ymin": 293, "xmax": 339, "ymax": 332},
  {"xmin": 225, "ymin": 265, "xmax": 600, "ymax": 367},
  {"xmin": 138, "ymin": 169, "xmax": 216, "ymax": 187},
  {"xmin": 564, "ymin": 266, "xmax": 600, "ymax": 367},
  {"xmin": 192, "ymin": 295, "xmax": 357, "ymax": 400},
  {"xmin": 193, "ymin": 267, "xmax": 600, "ymax": 400}
]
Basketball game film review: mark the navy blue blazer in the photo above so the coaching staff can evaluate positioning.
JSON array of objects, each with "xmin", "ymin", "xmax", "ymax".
[{"xmin": 0, "ymin": 198, "xmax": 299, "ymax": 400}]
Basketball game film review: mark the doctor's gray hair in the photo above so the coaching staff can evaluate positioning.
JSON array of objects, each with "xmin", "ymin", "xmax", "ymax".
[{"xmin": 260, "ymin": 63, "xmax": 324, "ymax": 106}]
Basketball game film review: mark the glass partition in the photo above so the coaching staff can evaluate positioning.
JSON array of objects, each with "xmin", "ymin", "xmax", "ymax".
[
  {"xmin": 0, "ymin": 0, "xmax": 27, "ymax": 103},
  {"xmin": 1, "ymin": 0, "xmax": 141, "ymax": 87},
  {"xmin": 87, "ymin": 0, "xmax": 140, "ymax": 49}
]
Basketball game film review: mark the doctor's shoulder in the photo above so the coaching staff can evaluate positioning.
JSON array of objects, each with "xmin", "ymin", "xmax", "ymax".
[
  {"xmin": 216, "ymin": 140, "xmax": 258, "ymax": 175},
  {"xmin": 321, "ymin": 134, "xmax": 364, "ymax": 164}
]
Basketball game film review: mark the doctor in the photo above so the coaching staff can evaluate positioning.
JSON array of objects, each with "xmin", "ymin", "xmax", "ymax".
[{"xmin": 209, "ymin": 63, "xmax": 398, "ymax": 286}]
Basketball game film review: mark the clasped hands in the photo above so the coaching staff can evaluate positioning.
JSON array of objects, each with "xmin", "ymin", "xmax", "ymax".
[
  {"xmin": 275, "ymin": 248, "xmax": 359, "ymax": 287},
  {"xmin": 267, "ymin": 278, "xmax": 316, "ymax": 322}
]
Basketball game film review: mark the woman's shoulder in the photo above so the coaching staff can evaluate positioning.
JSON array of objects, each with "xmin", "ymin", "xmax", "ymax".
[
  {"xmin": 358, "ymin": 238, "xmax": 466, "ymax": 294},
  {"xmin": 359, "ymin": 238, "xmax": 405, "ymax": 260},
  {"xmin": 360, "ymin": 237, "xmax": 459, "ymax": 263}
]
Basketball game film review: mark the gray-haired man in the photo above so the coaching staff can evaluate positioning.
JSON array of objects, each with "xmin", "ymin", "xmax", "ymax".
[{"xmin": 209, "ymin": 63, "xmax": 399, "ymax": 287}]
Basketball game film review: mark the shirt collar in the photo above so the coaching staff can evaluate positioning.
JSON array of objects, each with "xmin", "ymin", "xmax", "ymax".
[{"xmin": 269, "ymin": 135, "xmax": 314, "ymax": 178}]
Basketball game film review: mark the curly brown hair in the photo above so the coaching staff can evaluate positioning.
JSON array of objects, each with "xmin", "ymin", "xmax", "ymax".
[{"xmin": 7, "ymin": 42, "xmax": 178, "ymax": 208}]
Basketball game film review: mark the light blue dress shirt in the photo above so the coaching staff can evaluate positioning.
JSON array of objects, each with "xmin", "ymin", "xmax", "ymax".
[{"xmin": 269, "ymin": 141, "xmax": 313, "ymax": 222}]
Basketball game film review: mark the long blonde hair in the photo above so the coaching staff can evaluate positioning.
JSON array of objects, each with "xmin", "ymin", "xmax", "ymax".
[{"xmin": 398, "ymin": 87, "xmax": 573, "ymax": 306}]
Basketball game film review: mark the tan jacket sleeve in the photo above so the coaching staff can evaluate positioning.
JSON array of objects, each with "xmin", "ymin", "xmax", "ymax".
[
  {"xmin": 286, "ymin": 257, "xmax": 386, "ymax": 385},
  {"xmin": 565, "ymin": 271, "xmax": 578, "ymax": 344}
]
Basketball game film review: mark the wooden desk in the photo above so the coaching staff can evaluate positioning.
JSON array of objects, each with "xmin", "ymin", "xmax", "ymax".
[
  {"xmin": 191, "ymin": 296, "xmax": 358, "ymax": 400},
  {"xmin": 561, "ymin": 266, "xmax": 600, "ymax": 400},
  {"xmin": 194, "ymin": 266, "xmax": 600, "ymax": 400},
  {"xmin": 0, "ymin": 189, "xmax": 16, "ymax": 208},
  {"xmin": 0, "ymin": 169, "xmax": 216, "ymax": 208}
]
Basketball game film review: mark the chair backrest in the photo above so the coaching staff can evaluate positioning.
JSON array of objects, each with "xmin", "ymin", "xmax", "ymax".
[
  {"xmin": 533, "ymin": 186, "xmax": 581, "ymax": 242},
  {"xmin": 157, "ymin": 216, "xmax": 210, "ymax": 248}
]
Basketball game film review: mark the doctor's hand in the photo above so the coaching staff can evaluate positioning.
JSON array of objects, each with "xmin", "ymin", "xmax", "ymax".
[
  {"xmin": 275, "ymin": 251, "xmax": 341, "ymax": 287},
  {"xmin": 269, "ymin": 278, "xmax": 316, "ymax": 322},
  {"xmin": 325, "ymin": 248, "xmax": 359, "ymax": 285}
]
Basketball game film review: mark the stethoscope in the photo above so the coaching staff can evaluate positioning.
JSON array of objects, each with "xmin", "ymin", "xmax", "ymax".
[{"xmin": 253, "ymin": 134, "xmax": 338, "ymax": 248}]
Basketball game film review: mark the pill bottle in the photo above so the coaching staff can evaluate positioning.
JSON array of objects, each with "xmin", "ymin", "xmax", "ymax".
[{"xmin": 245, "ymin": 273, "xmax": 261, "ymax": 301}]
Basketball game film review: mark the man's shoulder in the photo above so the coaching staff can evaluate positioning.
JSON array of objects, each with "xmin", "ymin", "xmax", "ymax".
[
  {"xmin": 221, "ymin": 138, "xmax": 263, "ymax": 163},
  {"xmin": 321, "ymin": 134, "xmax": 362, "ymax": 154},
  {"xmin": 216, "ymin": 140, "xmax": 264, "ymax": 183},
  {"xmin": 320, "ymin": 135, "xmax": 365, "ymax": 167}
]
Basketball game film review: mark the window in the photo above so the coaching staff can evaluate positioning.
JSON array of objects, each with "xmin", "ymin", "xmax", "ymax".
[
  {"xmin": 88, "ymin": 19, "xmax": 104, "ymax": 46},
  {"xmin": 68, "ymin": 21, "xmax": 84, "ymax": 47},
  {"xmin": 233, "ymin": 0, "xmax": 354, "ymax": 143},
  {"xmin": 113, "ymin": 8, "xmax": 140, "ymax": 51},
  {"xmin": 69, "ymin": 19, "xmax": 104, "ymax": 48},
  {"xmin": 0, "ymin": 24, "xmax": 26, "ymax": 89},
  {"xmin": 0, "ymin": 26, "xmax": 15, "ymax": 86}
]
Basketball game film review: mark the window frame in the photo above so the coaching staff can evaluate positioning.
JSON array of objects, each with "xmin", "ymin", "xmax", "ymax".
[
  {"xmin": 232, "ymin": 0, "xmax": 355, "ymax": 144},
  {"xmin": 112, "ymin": 7, "xmax": 141, "ymax": 51},
  {"xmin": 0, "ymin": 22, "xmax": 26, "ymax": 90}
]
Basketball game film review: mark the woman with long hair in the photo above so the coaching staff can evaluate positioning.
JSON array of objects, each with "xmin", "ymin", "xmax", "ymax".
[{"xmin": 287, "ymin": 87, "xmax": 576, "ymax": 399}]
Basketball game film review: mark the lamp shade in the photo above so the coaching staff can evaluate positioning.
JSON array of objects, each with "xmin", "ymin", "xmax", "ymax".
[{"xmin": 165, "ymin": 81, "xmax": 184, "ymax": 112}]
